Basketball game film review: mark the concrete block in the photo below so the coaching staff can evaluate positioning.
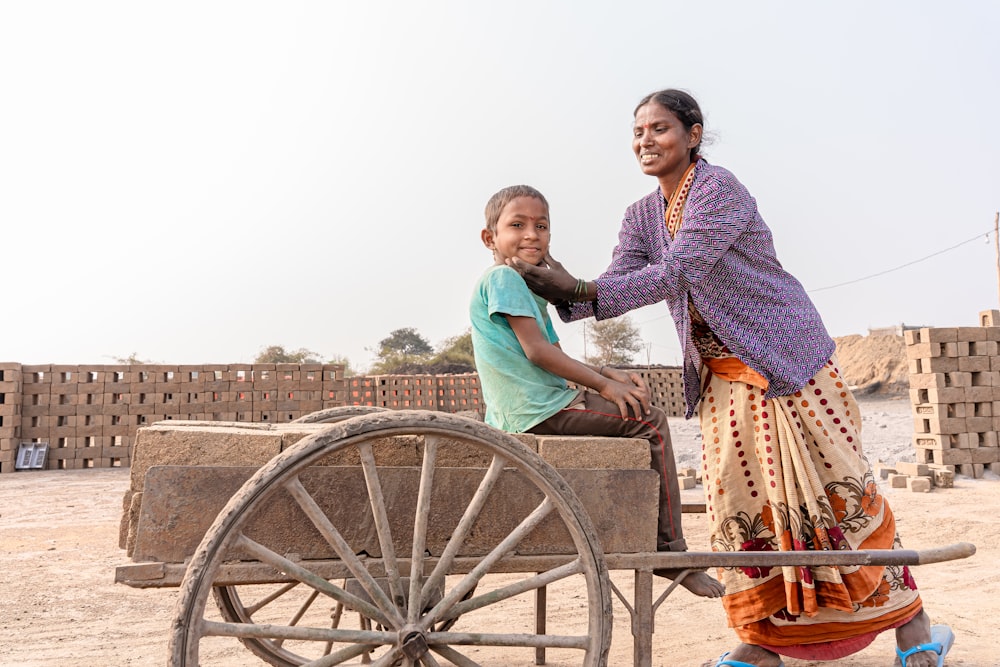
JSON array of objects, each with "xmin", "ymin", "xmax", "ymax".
[
  {"xmin": 970, "ymin": 447, "xmax": 1000, "ymax": 464},
  {"xmin": 130, "ymin": 465, "xmax": 659, "ymax": 563},
  {"xmin": 678, "ymin": 475, "xmax": 696, "ymax": 490},
  {"xmin": 894, "ymin": 461, "xmax": 929, "ymax": 477},
  {"xmin": 972, "ymin": 431, "xmax": 998, "ymax": 448},
  {"xmin": 875, "ymin": 461, "xmax": 896, "ymax": 479},
  {"xmin": 888, "ymin": 473, "xmax": 909, "ymax": 488},
  {"xmin": 129, "ymin": 423, "xmax": 286, "ymax": 492},
  {"xmin": 971, "ymin": 340, "xmax": 999, "ymax": 357},
  {"xmin": 913, "ymin": 416, "xmax": 966, "ymax": 435},
  {"xmin": 959, "ymin": 463, "xmax": 985, "ymax": 478},
  {"xmin": 966, "ymin": 417, "xmax": 994, "ymax": 432},
  {"xmin": 905, "ymin": 342, "xmax": 944, "ymax": 360},
  {"xmin": 965, "ymin": 386, "xmax": 994, "ymax": 402},
  {"xmin": 979, "ymin": 309, "xmax": 1000, "ymax": 327},
  {"xmin": 908, "ymin": 386, "xmax": 937, "ymax": 406},
  {"xmin": 929, "ymin": 467, "xmax": 955, "ymax": 488},
  {"xmin": 535, "ymin": 436, "xmax": 648, "ymax": 469},
  {"xmin": 956, "ymin": 326, "xmax": 987, "ymax": 342},
  {"xmin": 913, "ymin": 403, "xmax": 964, "ymax": 419},
  {"xmin": 907, "ymin": 477, "xmax": 932, "ymax": 493},
  {"xmin": 909, "ymin": 357, "xmax": 957, "ymax": 374}
]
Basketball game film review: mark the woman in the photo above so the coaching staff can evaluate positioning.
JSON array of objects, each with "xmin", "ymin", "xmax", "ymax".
[{"xmin": 511, "ymin": 89, "xmax": 953, "ymax": 667}]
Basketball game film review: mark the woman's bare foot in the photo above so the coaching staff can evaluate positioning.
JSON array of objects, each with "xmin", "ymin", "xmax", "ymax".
[
  {"xmin": 698, "ymin": 643, "xmax": 782, "ymax": 667},
  {"xmin": 895, "ymin": 610, "xmax": 940, "ymax": 666},
  {"xmin": 653, "ymin": 568, "xmax": 725, "ymax": 598}
]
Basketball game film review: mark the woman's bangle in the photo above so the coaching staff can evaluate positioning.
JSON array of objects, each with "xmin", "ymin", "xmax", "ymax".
[
  {"xmin": 572, "ymin": 278, "xmax": 589, "ymax": 302},
  {"xmin": 598, "ymin": 365, "xmax": 606, "ymax": 377}
]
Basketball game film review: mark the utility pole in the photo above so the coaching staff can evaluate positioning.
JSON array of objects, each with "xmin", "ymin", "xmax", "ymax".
[{"xmin": 995, "ymin": 211, "xmax": 1000, "ymax": 308}]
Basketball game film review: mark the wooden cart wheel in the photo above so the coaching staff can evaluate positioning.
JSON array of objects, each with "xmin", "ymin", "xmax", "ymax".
[
  {"xmin": 290, "ymin": 405, "xmax": 390, "ymax": 424},
  {"xmin": 170, "ymin": 410, "xmax": 612, "ymax": 666}
]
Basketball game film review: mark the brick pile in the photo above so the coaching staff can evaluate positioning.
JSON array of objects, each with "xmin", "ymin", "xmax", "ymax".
[
  {"xmin": 906, "ymin": 309, "xmax": 1000, "ymax": 479},
  {"xmin": 0, "ymin": 364, "xmax": 348, "ymax": 473}
]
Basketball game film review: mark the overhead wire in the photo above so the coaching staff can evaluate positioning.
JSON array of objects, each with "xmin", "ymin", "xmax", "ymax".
[{"xmin": 807, "ymin": 229, "xmax": 992, "ymax": 293}]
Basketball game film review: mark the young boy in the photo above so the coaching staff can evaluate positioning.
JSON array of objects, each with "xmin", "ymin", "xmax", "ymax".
[{"xmin": 469, "ymin": 184, "xmax": 724, "ymax": 598}]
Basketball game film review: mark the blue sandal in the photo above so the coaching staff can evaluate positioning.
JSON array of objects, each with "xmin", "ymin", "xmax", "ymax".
[
  {"xmin": 895, "ymin": 624, "xmax": 955, "ymax": 666},
  {"xmin": 714, "ymin": 653, "xmax": 785, "ymax": 667}
]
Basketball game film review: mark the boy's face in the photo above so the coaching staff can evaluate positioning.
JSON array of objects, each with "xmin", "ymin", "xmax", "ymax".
[{"xmin": 481, "ymin": 196, "xmax": 550, "ymax": 266}]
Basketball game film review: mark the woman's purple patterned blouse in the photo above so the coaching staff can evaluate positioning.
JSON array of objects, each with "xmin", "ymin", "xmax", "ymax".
[{"xmin": 559, "ymin": 159, "xmax": 835, "ymax": 418}]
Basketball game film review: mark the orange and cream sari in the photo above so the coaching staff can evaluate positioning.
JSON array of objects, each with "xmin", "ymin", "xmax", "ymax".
[{"xmin": 668, "ymin": 161, "xmax": 922, "ymax": 660}]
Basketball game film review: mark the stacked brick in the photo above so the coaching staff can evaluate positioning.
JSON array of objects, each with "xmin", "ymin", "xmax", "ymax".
[
  {"xmin": 1, "ymin": 362, "xmax": 686, "ymax": 473},
  {"xmin": 0, "ymin": 364, "xmax": 23, "ymax": 473},
  {"xmin": 0, "ymin": 363, "xmax": 349, "ymax": 474},
  {"xmin": 370, "ymin": 375, "xmax": 442, "ymax": 410},
  {"xmin": 568, "ymin": 366, "xmax": 686, "ymax": 417},
  {"xmin": 906, "ymin": 310, "xmax": 1000, "ymax": 479},
  {"xmin": 436, "ymin": 374, "xmax": 482, "ymax": 413}
]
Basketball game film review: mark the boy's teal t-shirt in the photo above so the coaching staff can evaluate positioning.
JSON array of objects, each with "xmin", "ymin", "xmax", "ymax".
[{"xmin": 470, "ymin": 265, "xmax": 578, "ymax": 433}]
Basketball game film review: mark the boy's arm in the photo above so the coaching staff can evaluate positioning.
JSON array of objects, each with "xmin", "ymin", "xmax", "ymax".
[{"xmin": 505, "ymin": 314, "xmax": 650, "ymax": 419}]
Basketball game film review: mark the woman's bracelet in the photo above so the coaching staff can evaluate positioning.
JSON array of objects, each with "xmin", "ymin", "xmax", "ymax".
[
  {"xmin": 598, "ymin": 365, "xmax": 606, "ymax": 377},
  {"xmin": 572, "ymin": 278, "xmax": 589, "ymax": 302}
]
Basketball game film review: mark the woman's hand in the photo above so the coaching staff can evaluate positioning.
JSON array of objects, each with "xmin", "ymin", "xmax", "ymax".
[{"xmin": 507, "ymin": 252, "xmax": 577, "ymax": 303}]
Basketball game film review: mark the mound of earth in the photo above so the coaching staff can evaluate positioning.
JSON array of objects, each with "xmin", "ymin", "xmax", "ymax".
[{"xmin": 834, "ymin": 333, "xmax": 909, "ymax": 395}]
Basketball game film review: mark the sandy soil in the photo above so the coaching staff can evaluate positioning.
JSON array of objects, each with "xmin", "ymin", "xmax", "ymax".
[{"xmin": 1, "ymin": 396, "xmax": 995, "ymax": 666}]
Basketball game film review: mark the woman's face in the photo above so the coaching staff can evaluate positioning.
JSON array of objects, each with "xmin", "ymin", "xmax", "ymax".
[{"xmin": 632, "ymin": 102, "xmax": 702, "ymax": 183}]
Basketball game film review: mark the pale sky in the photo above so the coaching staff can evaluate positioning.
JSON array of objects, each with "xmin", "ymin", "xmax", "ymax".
[{"xmin": 3, "ymin": 1, "xmax": 998, "ymax": 372}]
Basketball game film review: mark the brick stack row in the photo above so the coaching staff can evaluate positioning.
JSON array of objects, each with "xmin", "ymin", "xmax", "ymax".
[
  {"xmin": 906, "ymin": 310, "xmax": 1000, "ymax": 478},
  {"xmin": 631, "ymin": 366, "xmax": 685, "ymax": 417},
  {"xmin": 0, "ymin": 364, "xmax": 23, "ymax": 473},
  {"xmin": 435, "ymin": 374, "xmax": 482, "ymax": 414},
  {"xmin": 563, "ymin": 366, "xmax": 686, "ymax": 417},
  {"xmin": 1, "ymin": 363, "xmax": 349, "ymax": 473}
]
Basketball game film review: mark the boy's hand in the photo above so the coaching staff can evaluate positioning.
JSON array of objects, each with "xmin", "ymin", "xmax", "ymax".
[
  {"xmin": 604, "ymin": 367, "xmax": 651, "ymax": 397},
  {"xmin": 508, "ymin": 253, "xmax": 576, "ymax": 303},
  {"xmin": 598, "ymin": 376, "xmax": 651, "ymax": 419}
]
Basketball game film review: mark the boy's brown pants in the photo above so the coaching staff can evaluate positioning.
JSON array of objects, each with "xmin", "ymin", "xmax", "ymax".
[{"xmin": 527, "ymin": 391, "xmax": 686, "ymax": 552}]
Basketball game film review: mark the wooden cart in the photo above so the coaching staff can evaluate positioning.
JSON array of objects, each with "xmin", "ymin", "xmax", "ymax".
[{"xmin": 115, "ymin": 407, "xmax": 975, "ymax": 667}]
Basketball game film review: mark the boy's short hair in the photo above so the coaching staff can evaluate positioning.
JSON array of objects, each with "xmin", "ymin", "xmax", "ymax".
[{"xmin": 484, "ymin": 185, "xmax": 549, "ymax": 232}]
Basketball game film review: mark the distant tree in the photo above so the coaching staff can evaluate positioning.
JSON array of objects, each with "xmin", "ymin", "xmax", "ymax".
[
  {"xmin": 584, "ymin": 316, "xmax": 643, "ymax": 366},
  {"xmin": 109, "ymin": 353, "xmax": 152, "ymax": 364},
  {"xmin": 369, "ymin": 328, "xmax": 434, "ymax": 374},
  {"xmin": 326, "ymin": 354, "xmax": 357, "ymax": 377},
  {"xmin": 427, "ymin": 329, "xmax": 476, "ymax": 374},
  {"xmin": 254, "ymin": 345, "xmax": 323, "ymax": 364}
]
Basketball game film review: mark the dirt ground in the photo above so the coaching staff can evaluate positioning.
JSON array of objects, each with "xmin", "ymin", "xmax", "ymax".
[{"xmin": 1, "ymin": 396, "xmax": 995, "ymax": 666}]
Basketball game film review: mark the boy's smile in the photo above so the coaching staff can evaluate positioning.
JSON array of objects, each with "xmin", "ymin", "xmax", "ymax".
[{"xmin": 482, "ymin": 196, "xmax": 550, "ymax": 266}]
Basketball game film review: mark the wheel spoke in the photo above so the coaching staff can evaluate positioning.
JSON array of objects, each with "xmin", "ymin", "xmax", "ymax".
[
  {"xmin": 426, "ymin": 629, "xmax": 590, "ymax": 650},
  {"xmin": 358, "ymin": 441, "xmax": 407, "ymax": 608},
  {"xmin": 202, "ymin": 618, "xmax": 392, "ymax": 644},
  {"xmin": 422, "ymin": 496, "xmax": 554, "ymax": 628},
  {"xmin": 408, "ymin": 434, "xmax": 438, "ymax": 623},
  {"xmin": 284, "ymin": 475, "xmax": 406, "ymax": 628},
  {"xmin": 240, "ymin": 580, "xmax": 300, "ymax": 615},
  {"xmin": 428, "ymin": 644, "xmax": 482, "ymax": 667},
  {"xmin": 235, "ymin": 534, "xmax": 394, "ymax": 628},
  {"xmin": 417, "ymin": 651, "xmax": 443, "ymax": 667},
  {"xmin": 300, "ymin": 644, "xmax": 395, "ymax": 667},
  {"xmin": 443, "ymin": 559, "xmax": 583, "ymax": 621},
  {"xmin": 368, "ymin": 651, "xmax": 405, "ymax": 667}
]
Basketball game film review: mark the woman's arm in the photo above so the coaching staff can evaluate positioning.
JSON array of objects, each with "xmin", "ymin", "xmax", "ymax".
[
  {"xmin": 505, "ymin": 314, "xmax": 650, "ymax": 418},
  {"xmin": 591, "ymin": 167, "xmax": 757, "ymax": 318}
]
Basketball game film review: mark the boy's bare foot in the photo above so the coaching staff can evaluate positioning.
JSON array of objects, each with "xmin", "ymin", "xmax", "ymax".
[
  {"xmin": 894, "ymin": 610, "xmax": 941, "ymax": 667},
  {"xmin": 653, "ymin": 568, "xmax": 725, "ymax": 598},
  {"xmin": 698, "ymin": 643, "xmax": 782, "ymax": 667}
]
